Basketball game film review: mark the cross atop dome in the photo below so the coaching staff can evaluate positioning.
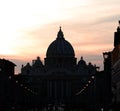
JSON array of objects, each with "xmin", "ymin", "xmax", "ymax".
[
  {"xmin": 81, "ymin": 56, "xmax": 83, "ymax": 60},
  {"xmin": 60, "ymin": 26, "xmax": 62, "ymax": 30},
  {"xmin": 57, "ymin": 26, "xmax": 64, "ymax": 39}
]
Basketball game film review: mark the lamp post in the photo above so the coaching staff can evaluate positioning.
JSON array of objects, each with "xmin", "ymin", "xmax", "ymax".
[{"xmin": 103, "ymin": 52, "xmax": 112, "ymax": 111}]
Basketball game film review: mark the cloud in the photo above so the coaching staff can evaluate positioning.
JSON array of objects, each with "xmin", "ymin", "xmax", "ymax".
[{"xmin": 93, "ymin": 14, "xmax": 120, "ymax": 25}]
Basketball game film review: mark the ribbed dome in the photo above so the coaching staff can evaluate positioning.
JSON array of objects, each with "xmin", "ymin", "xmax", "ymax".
[{"xmin": 46, "ymin": 27, "xmax": 75, "ymax": 57}]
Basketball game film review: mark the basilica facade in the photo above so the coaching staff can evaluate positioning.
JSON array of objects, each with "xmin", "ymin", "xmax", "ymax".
[
  {"xmin": 20, "ymin": 27, "xmax": 97, "ymax": 110},
  {"xmin": 21, "ymin": 27, "xmax": 96, "ymax": 76}
]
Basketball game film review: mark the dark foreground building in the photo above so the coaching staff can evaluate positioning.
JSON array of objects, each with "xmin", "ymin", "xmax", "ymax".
[
  {"xmin": 0, "ymin": 59, "xmax": 16, "ymax": 110},
  {"xmin": 111, "ymin": 21, "xmax": 120, "ymax": 110},
  {"xmin": 101, "ymin": 20, "xmax": 120, "ymax": 111}
]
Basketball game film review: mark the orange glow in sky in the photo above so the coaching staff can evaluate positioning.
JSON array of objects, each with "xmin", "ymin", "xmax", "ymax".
[{"xmin": 0, "ymin": 0, "xmax": 120, "ymax": 73}]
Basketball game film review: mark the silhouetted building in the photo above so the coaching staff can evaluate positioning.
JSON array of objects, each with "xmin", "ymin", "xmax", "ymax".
[
  {"xmin": 0, "ymin": 59, "xmax": 16, "ymax": 110},
  {"xmin": 101, "ymin": 20, "xmax": 120, "ymax": 111},
  {"xmin": 111, "ymin": 20, "xmax": 120, "ymax": 110},
  {"xmin": 20, "ymin": 27, "xmax": 97, "ymax": 110},
  {"xmin": 0, "ymin": 59, "xmax": 16, "ymax": 76},
  {"xmin": 0, "ymin": 59, "xmax": 37, "ymax": 110}
]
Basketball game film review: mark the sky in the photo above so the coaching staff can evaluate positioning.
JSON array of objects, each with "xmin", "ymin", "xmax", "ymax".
[{"xmin": 0, "ymin": 0, "xmax": 120, "ymax": 74}]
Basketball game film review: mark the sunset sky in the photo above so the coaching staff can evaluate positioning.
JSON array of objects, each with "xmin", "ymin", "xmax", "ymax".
[{"xmin": 0, "ymin": 0, "xmax": 120, "ymax": 74}]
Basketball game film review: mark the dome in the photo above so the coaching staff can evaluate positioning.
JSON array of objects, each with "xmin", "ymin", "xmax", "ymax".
[
  {"xmin": 46, "ymin": 27, "xmax": 75, "ymax": 57},
  {"xmin": 32, "ymin": 56, "xmax": 43, "ymax": 68},
  {"xmin": 78, "ymin": 57, "xmax": 86, "ymax": 66}
]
